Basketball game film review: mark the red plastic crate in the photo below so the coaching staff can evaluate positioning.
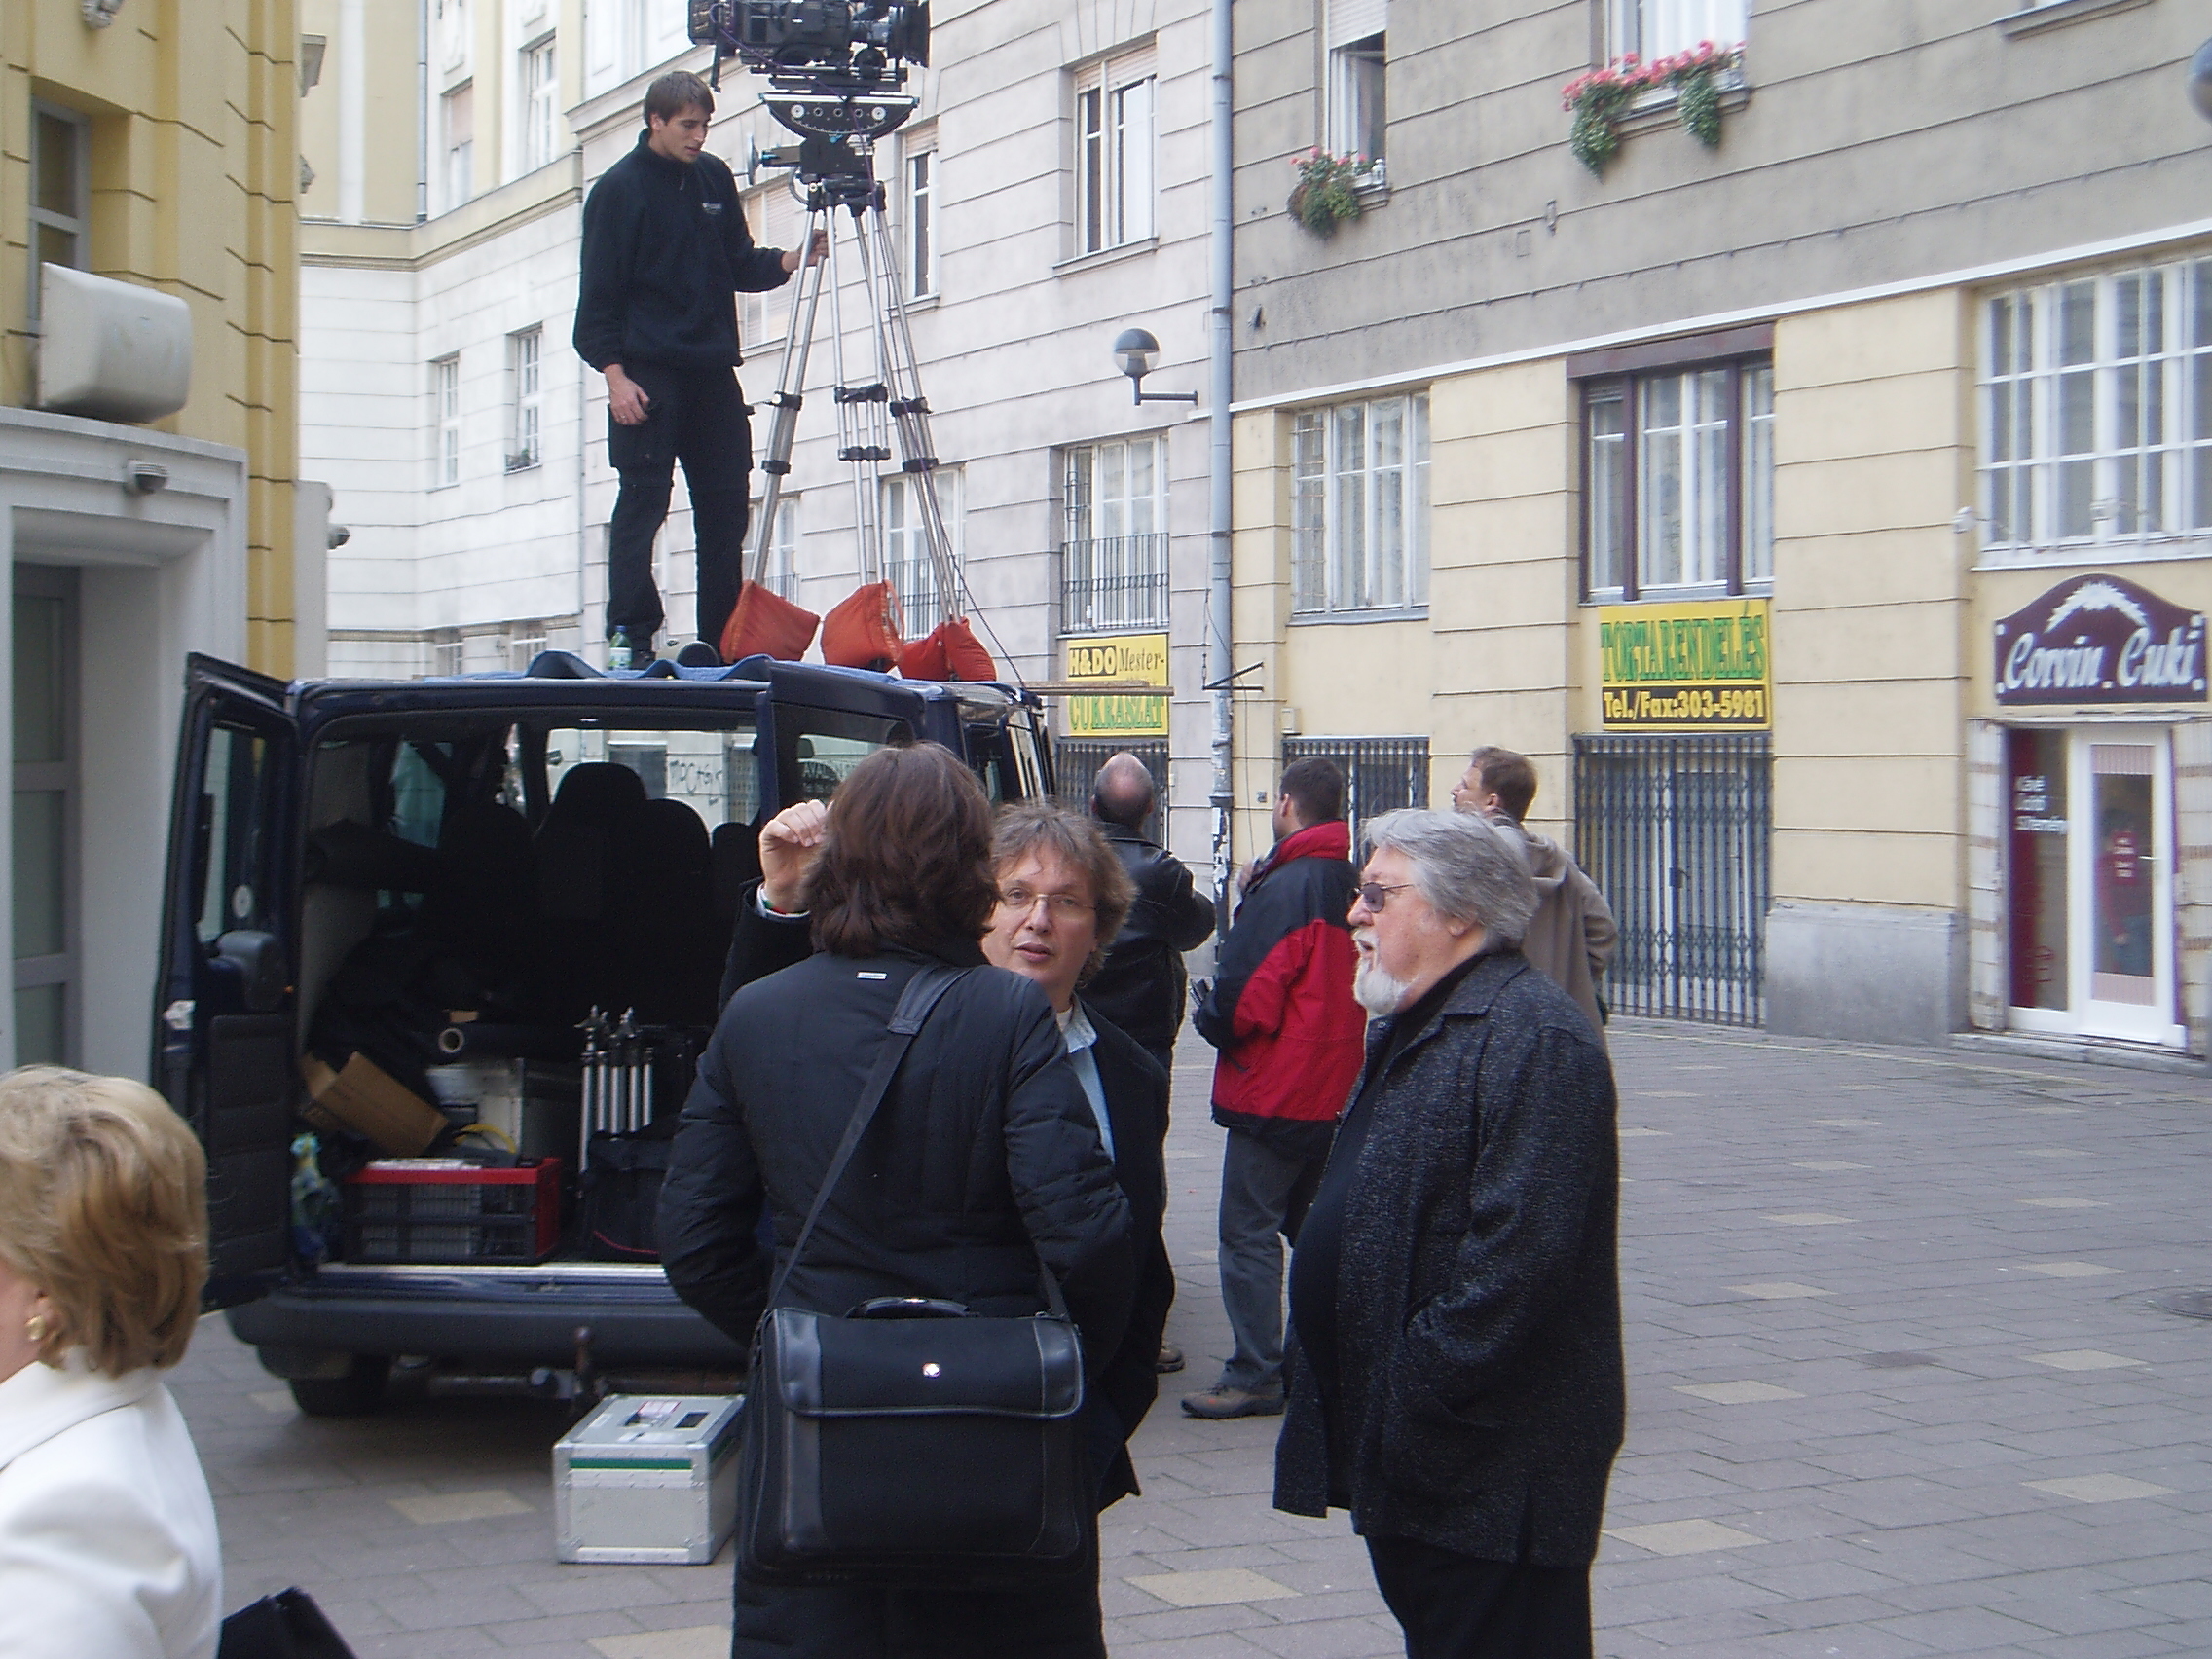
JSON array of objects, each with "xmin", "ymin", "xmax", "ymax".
[{"xmin": 342, "ymin": 1159, "xmax": 563, "ymax": 1264}]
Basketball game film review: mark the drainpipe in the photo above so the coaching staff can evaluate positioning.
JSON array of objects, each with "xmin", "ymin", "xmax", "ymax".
[
  {"xmin": 417, "ymin": 0, "xmax": 430, "ymax": 222},
  {"xmin": 1206, "ymin": 0, "xmax": 1235, "ymax": 940}
]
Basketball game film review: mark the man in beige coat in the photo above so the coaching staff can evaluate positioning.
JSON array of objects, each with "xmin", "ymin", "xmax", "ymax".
[{"xmin": 1452, "ymin": 748, "xmax": 1617, "ymax": 1051}]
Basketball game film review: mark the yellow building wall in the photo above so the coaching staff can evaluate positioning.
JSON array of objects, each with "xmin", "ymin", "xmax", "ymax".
[
  {"xmin": 1, "ymin": 0, "xmax": 300, "ymax": 674},
  {"xmin": 1765, "ymin": 290, "xmax": 1975, "ymax": 914}
]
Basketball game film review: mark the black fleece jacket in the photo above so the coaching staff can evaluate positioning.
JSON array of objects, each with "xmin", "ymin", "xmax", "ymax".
[{"xmin": 573, "ymin": 132, "xmax": 791, "ymax": 372}]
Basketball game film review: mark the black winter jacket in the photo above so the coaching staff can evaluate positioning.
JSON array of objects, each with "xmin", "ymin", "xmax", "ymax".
[
  {"xmin": 710, "ymin": 890, "xmax": 1175, "ymax": 1507},
  {"xmin": 1082, "ymin": 821, "xmax": 1215, "ymax": 1066},
  {"xmin": 573, "ymin": 133, "xmax": 790, "ymax": 372},
  {"xmin": 657, "ymin": 937, "xmax": 1136, "ymax": 1375},
  {"xmin": 1273, "ymin": 951, "xmax": 1624, "ymax": 1567}
]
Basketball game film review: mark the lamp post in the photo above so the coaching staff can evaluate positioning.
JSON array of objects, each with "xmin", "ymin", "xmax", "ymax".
[{"xmin": 1112, "ymin": 329, "xmax": 1199, "ymax": 407}]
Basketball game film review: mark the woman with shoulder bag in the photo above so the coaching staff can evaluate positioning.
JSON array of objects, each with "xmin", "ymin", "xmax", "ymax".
[
  {"xmin": 0, "ymin": 1067, "xmax": 223, "ymax": 1659},
  {"xmin": 658, "ymin": 742, "xmax": 1137, "ymax": 1659}
]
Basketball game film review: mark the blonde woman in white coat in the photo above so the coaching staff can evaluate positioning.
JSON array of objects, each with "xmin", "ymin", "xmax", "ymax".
[{"xmin": 0, "ymin": 1066, "xmax": 222, "ymax": 1659}]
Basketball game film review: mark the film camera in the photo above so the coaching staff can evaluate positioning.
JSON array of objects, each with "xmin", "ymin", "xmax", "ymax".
[{"xmin": 689, "ymin": 1, "xmax": 930, "ymax": 92}]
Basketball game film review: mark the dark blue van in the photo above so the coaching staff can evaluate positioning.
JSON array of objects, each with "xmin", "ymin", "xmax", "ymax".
[{"xmin": 156, "ymin": 650, "xmax": 1052, "ymax": 1413}]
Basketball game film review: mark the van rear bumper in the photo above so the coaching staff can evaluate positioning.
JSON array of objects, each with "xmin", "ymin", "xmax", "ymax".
[{"xmin": 223, "ymin": 1263, "xmax": 748, "ymax": 1369}]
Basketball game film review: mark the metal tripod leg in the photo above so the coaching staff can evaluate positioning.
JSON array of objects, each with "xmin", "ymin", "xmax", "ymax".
[{"xmin": 743, "ymin": 190, "xmax": 833, "ymax": 590}]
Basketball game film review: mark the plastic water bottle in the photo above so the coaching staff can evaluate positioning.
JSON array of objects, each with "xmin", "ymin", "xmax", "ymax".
[{"xmin": 608, "ymin": 628, "xmax": 632, "ymax": 671}]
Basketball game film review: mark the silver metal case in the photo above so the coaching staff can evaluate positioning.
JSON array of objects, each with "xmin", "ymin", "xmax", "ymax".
[{"xmin": 553, "ymin": 1393, "xmax": 744, "ymax": 1565}]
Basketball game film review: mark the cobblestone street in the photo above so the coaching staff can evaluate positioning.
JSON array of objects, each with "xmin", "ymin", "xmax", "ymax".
[{"xmin": 170, "ymin": 1022, "xmax": 2212, "ymax": 1658}]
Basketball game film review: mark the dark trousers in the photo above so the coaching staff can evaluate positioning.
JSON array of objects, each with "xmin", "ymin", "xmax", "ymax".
[
  {"xmin": 606, "ymin": 361, "xmax": 752, "ymax": 648},
  {"xmin": 1366, "ymin": 1537, "xmax": 1593, "ymax": 1659},
  {"xmin": 1216, "ymin": 1125, "xmax": 1327, "ymax": 1391}
]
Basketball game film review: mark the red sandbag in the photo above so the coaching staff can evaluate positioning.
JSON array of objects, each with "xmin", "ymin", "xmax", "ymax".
[
  {"xmin": 900, "ymin": 618, "xmax": 996, "ymax": 682},
  {"xmin": 719, "ymin": 580, "xmax": 820, "ymax": 664},
  {"xmin": 821, "ymin": 581, "xmax": 903, "ymax": 670}
]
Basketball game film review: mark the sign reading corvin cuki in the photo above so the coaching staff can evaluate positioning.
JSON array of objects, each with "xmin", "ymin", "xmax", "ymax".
[{"xmin": 1993, "ymin": 574, "xmax": 2206, "ymax": 707}]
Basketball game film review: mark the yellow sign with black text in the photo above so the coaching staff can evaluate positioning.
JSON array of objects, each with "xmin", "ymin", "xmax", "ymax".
[
  {"xmin": 1598, "ymin": 599, "xmax": 1771, "ymax": 731},
  {"xmin": 1065, "ymin": 632, "xmax": 1170, "ymax": 738}
]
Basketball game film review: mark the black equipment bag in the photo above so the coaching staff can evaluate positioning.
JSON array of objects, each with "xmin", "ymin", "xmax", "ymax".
[
  {"xmin": 217, "ymin": 1587, "xmax": 358, "ymax": 1659},
  {"xmin": 581, "ymin": 1128, "xmax": 674, "ymax": 1260},
  {"xmin": 737, "ymin": 964, "xmax": 1089, "ymax": 1587}
]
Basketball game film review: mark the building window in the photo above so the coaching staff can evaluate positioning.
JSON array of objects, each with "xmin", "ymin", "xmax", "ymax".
[
  {"xmin": 741, "ymin": 183, "xmax": 803, "ymax": 350},
  {"xmin": 432, "ymin": 640, "xmax": 465, "ymax": 677},
  {"xmin": 27, "ymin": 104, "xmax": 89, "ymax": 326},
  {"xmin": 884, "ymin": 469, "xmax": 961, "ymax": 636},
  {"xmin": 1980, "ymin": 257, "xmax": 2212, "ymax": 556},
  {"xmin": 1326, "ymin": 1, "xmax": 1387, "ymax": 167},
  {"xmin": 1583, "ymin": 359, "xmax": 1773, "ymax": 599},
  {"xmin": 442, "ymin": 83, "xmax": 474, "ymax": 210},
  {"xmin": 1605, "ymin": 0, "xmax": 1748, "ymax": 62},
  {"xmin": 508, "ymin": 632, "xmax": 549, "ymax": 671},
  {"xmin": 433, "ymin": 354, "xmax": 461, "ymax": 487},
  {"xmin": 1062, "ymin": 437, "xmax": 1169, "ymax": 632},
  {"xmin": 1074, "ymin": 49, "xmax": 1155, "ymax": 256},
  {"xmin": 507, "ymin": 327, "xmax": 542, "ymax": 471},
  {"xmin": 765, "ymin": 495, "xmax": 800, "ymax": 601},
  {"xmin": 904, "ymin": 135, "xmax": 937, "ymax": 298},
  {"xmin": 521, "ymin": 36, "xmax": 559, "ymax": 173},
  {"xmin": 1292, "ymin": 392, "xmax": 1430, "ymax": 616}
]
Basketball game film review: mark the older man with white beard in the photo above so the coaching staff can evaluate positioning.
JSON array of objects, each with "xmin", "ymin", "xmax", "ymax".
[{"xmin": 1272, "ymin": 810, "xmax": 1623, "ymax": 1659}]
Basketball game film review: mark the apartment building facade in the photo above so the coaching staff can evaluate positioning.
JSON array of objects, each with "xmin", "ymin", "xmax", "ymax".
[
  {"xmin": 302, "ymin": 0, "xmax": 1223, "ymax": 857},
  {"xmin": 1228, "ymin": 0, "xmax": 2212, "ymax": 1056},
  {"xmin": 1, "ymin": 0, "xmax": 304, "ymax": 1075}
]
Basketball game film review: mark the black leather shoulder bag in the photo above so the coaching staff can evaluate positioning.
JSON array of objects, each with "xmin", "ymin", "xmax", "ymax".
[{"xmin": 737, "ymin": 963, "xmax": 1090, "ymax": 1587}]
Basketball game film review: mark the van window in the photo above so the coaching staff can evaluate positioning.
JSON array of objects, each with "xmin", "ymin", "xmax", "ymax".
[
  {"xmin": 195, "ymin": 724, "xmax": 275, "ymax": 944},
  {"xmin": 776, "ymin": 708, "xmax": 913, "ymax": 805},
  {"xmin": 541, "ymin": 725, "xmax": 761, "ymax": 830}
]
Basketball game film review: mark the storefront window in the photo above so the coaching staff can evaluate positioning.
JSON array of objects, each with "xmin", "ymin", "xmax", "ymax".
[{"xmin": 2006, "ymin": 729, "xmax": 2068, "ymax": 1012}]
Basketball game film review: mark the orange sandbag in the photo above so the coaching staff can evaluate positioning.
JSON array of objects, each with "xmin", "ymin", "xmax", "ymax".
[
  {"xmin": 822, "ymin": 581, "xmax": 903, "ymax": 670},
  {"xmin": 900, "ymin": 618, "xmax": 996, "ymax": 682},
  {"xmin": 719, "ymin": 580, "xmax": 819, "ymax": 664}
]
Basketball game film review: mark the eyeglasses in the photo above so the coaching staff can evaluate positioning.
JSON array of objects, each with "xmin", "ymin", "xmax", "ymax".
[
  {"xmin": 1353, "ymin": 882, "xmax": 1414, "ymax": 913},
  {"xmin": 998, "ymin": 886, "xmax": 1094, "ymax": 921}
]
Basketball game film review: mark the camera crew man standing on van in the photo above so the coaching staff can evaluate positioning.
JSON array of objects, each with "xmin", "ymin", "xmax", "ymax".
[{"xmin": 573, "ymin": 69, "xmax": 825, "ymax": 666}]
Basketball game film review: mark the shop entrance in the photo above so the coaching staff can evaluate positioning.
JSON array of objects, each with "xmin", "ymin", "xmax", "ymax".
[{"xmin": 2006, "ymin": 726, "xmax": 2182, "ymax": 1047}]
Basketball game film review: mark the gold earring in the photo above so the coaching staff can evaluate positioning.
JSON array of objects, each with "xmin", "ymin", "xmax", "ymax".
[{"xmin": 24, "ymin": 1313, "xmax": 46, "ymax": 1344}]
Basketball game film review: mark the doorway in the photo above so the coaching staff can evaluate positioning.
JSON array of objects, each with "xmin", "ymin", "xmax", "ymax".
[
  {"xmin": 14, "ymin": 568, "xmax": 78, "ymax": 1065},
  {"xmin": 2006, "ymin": 726, "xmax": 2182, "ymax": 1047}
]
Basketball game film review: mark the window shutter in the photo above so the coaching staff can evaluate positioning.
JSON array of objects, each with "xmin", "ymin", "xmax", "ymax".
[{"xmin": 1328, "ymin": 0, "xmax": 1386, "ymax": 46}]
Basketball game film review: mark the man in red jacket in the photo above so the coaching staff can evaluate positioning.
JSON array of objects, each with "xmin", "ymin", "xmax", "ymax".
[{"xmin": 1183, "ymin": 757, "xmax": 1366, "ymax": 1418}]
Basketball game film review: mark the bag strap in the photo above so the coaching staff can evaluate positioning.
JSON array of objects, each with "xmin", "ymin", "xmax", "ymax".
[{"xmin": 766, "ymin": 962, "xmax": 969, "ymax": 1311}]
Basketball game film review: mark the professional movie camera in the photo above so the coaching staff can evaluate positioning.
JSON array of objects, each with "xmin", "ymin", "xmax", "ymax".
[{"xmin": 688, "ymin": 1, "xmax": 929, "ymax": 94}]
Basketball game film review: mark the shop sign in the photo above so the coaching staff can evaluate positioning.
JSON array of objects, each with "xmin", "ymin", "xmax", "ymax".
[
  {"xmin": 1598, "ymin": 599, "xmax": 1771, "ymax": 730},
  {"xmin": 1993, "ymin": 575, "xmax": 2206, "ymax": 707},
  {"xmin": 1065, "ymin": 632, "xmax": 1169, "ymax": 737}
]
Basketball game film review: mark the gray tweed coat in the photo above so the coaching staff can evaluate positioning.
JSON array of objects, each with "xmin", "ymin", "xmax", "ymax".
[{"xmin": 1273, "ymin": 950, "xmax": 1624, "ymax": 1567}]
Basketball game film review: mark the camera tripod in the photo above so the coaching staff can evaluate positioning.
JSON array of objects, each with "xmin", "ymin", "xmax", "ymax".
[{"xmin": 743, "ymin": 130, "xmax": 960, "ymax": 622}]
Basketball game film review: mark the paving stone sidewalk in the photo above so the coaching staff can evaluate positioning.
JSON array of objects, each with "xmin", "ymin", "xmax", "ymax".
[{"xmin": 168, "ymin": 1022, "xmax": 2212, "ymax": 1657}]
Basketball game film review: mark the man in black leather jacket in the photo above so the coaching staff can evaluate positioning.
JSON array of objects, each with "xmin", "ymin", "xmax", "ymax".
[{"xmin": 1079, "ymin": 753, "xmax": 1216, "ymax": 1073}]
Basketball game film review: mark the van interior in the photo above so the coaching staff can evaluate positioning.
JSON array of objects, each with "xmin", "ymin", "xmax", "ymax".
[{"xmin": 287, "ymin": 706, "xmax": 908, "ymax": 1273}]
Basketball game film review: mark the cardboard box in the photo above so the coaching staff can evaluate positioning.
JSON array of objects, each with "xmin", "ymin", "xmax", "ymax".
[
  {"xmin": 554, "ymin": 1394, "xmax": 744, "ymax": 1565},
  {"xmin": 300, "ymin": 1053, "xmax": 446, "ymax": 1157}
]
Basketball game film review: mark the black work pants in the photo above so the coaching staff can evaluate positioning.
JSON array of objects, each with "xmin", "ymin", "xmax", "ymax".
[
  {"xmin": 606, "ymin": 361, "xmax": 752, "ymax": 648},
  {"xmin": 1365, "ymin": 1536, "xmax": 1593, "ymax": 1659}
]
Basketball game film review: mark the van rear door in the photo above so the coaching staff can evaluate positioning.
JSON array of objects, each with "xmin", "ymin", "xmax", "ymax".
[{"xmin": 155, "ymin": 654, "xmax": 301, "ymax": 1310}]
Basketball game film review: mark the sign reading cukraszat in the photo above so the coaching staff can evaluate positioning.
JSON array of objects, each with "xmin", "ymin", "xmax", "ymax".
[
  {"xmin": 1993, "ymin": 574, "xmax": 2205, "ymax": 707},
  {"xmin": 1065, "ymin": 632, "xmax": 1169, "ymax": 737},
  {"xmin": 1599, "ymin": 599, "xmax": 1771, "ymax": 730}
]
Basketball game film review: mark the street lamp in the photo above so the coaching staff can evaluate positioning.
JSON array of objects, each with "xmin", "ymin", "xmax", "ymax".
[{"xmin": 1112, "ymin": 328, "xmax": 1198, "ymax": 407}]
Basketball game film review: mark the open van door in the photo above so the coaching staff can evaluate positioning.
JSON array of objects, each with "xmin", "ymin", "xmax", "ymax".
[{"xmin": 154, "ymin": 655, "xmax": 301, "ymax": 1310}]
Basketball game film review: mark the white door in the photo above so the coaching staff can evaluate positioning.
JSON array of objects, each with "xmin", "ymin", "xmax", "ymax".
[{"xmin": 2071, "ymin": 730, "xmax": 2181, "ymax": 1045}]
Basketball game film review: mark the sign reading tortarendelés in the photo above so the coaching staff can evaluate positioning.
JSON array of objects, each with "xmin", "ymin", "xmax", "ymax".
[
  {"xmin": 1993, "ymin": 575, "xmax": 2206, "ymax": 707},
  {"xmin": 1599, "ymin": 599, "xmax": 1771, "ymax": 730}
]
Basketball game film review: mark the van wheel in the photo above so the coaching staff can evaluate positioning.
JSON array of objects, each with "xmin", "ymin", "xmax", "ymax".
[{"xmin": 289, "ymin": 1355, "xmax": 391, "ymax": 1417}]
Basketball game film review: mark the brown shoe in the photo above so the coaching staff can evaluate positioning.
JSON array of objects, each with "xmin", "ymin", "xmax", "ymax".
[
  {"xmin": 1180, "ymin": 1382, "xmax": 1283, "ymax": 1419},
  {"xmin": 1155, "ymin": 1344, "xmax": 1186, "ymax": 1375}
]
